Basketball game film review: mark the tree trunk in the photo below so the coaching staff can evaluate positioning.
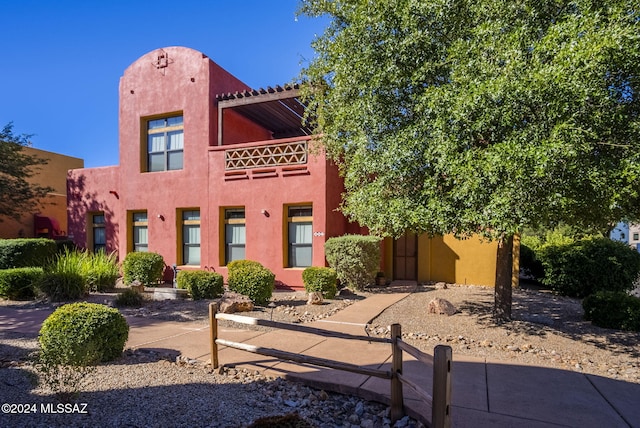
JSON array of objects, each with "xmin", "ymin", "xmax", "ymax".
[{"xmin": 494, "ymin": 234, "xmax": 514, "ymax": 321}]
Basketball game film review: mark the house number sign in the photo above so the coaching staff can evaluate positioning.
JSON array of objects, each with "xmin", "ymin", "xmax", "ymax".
[{"xmin": 313, "ymin": 232, "xmax": 325, "ymax": 237}]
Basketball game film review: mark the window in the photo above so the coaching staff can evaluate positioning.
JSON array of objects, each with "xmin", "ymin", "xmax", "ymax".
[
  {"xmin": 132, "ymin": 212, "xmax": 148, "ymax": 252},
  {"xmin": 287, "ymin": 206, "xmax": 312, "ymax": 267},
  {"xmin": 225, "ymin": 208, "xmax": 245, "ymax": 264},
  {"xmin": 147, "ymin": 115, "xmax": 184, "ymax": 172},
  {"xmin": 91, "ymin": 213, "xmax": 106, "ymax": 253},
  {"xmin": 634, "ymin": 233, "xmax": 639, "ymax": 241},
  {"xmin": 182, "ymin": 210, "xmax": 200, "ymax": 265}
]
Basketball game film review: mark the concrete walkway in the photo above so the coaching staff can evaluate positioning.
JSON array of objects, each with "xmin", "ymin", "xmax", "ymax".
[{"xmin": 1, "ymin": 287, "xmax": 639, "ymax": 427}]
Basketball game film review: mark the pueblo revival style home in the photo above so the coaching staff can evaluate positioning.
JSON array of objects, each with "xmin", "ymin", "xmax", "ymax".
[
  {"xmin": 67, "ymin": 46, "xmax": 503, "ymax": 289},
  {"xmin": 0, "ymin": 147, "xmax": 83, "ymax": 240}
]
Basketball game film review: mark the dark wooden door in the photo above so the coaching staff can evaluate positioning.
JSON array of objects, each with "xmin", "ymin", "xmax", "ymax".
[{"xmin": 394, "ymin": 232, "xmax": 418, "ymax": 280}]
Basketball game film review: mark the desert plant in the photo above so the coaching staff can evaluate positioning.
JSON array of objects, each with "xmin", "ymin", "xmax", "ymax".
[
  {"xmin": 302, "ymin": 267, "xmax": 338, "ymax": 299},
  {"xmin": 39, "ymin": 302, "xmax": 129, "ymax": 363},
  {"xmin": 583, "ymin": 291, "xmax": 640, "ymax": 331},
  {"xmin": 0, "ymin": 238, "xmax": 57, "ymax": 269},
  {"xmin": 538, "ymin": 237, "xmax": 640, "ymax": 297},
  {"xmin": 38, "ymin": 272, "xmax": 86, "ymax": 301},
  {"xmin": 176, "ymin": 270, "xmax": 224, "ymax": 300},
  {"xmin": 122, "ymin": 252, "xmax": 165, "ymax": 286},
  {"xmin": 227, "ymin": 259, "xmax": 263, "ymax": 272},
  {"xmin": 324, "ymin": 235, "xmax": 381, "ymax": 291},
  {"xmin": 114, "ymin": 288, "xmax": 144, "ymax": 307},
  {"xmin": 84, "ymin": 250, "xmax": 119, "ymax": 291},
  {"xmin": 0, "ymin": 267, "xmax": 43, "ymax": 300},
  {"xmin": 227, "ymin": 261, "xmax": 275, "ymax": 305},
  {"xmin": 37, "ymin": 302, "xmax": 129, "ymax": 400}
]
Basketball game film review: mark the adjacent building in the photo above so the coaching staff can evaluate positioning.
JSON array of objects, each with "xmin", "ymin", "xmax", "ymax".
[
  {"xmin": 0, "ymin": 147, "xmax": 83, "ymax": 239},
  {"xmin": 67, "ymin": 46, "xmax": 502, "ymax": 289}
]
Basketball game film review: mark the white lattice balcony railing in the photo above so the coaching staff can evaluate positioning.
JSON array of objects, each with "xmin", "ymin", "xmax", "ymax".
[{"xmin": 225, "ymin": 140, "xmax": 308, "ymax": 170}]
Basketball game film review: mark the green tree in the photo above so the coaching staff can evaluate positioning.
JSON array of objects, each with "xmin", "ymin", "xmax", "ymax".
[
  {"xmin": 0, "ymin": 123, "xmax": 52, "ymax": 221},
  {"xmin": 299, "ymin": 0, "xmax": 640, "ymax": 320}
]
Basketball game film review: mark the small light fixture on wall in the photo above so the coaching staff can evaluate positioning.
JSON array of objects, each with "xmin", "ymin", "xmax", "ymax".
[
  {"xmin": 157, "ymin": 214, "xmax": 165, "ymax": 221},
  {"xmin": 261, "ymin": 209, "xmax": 270, "ymax": 217}
]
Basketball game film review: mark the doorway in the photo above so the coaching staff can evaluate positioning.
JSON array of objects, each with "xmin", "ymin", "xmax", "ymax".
[{"xmin": 394, "ymin": 232, "xmax": 418, "ymax": 280}]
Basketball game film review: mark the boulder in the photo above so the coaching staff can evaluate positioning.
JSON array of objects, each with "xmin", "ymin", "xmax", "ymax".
[
  {"xmin": 218, "ymin": 292, "xmax": 254, "ymax": 314},
  {"xmin": 307, "ymin": 291, "xmax": 323, "ymax": 305},
  {"xmin": 427, "ymin": 297, "xmax": 457, "ymax": 316}
]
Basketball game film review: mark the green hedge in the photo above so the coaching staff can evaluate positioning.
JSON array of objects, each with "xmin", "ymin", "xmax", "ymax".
[
  {"xmin": 583, "ymin": 291, "xmax": 640, "ymax": 331},
  {"xmin": 227, "ymin": 260, "xmax": 274, "ymax": 305},
  {"xmin": 538, "ymin": 237, "xmax": 640, "ymax": 297},
  {"xmin": 324, "ymin": 235, "xmax": 381, "ymax": 291},
  {"xmin": 39, "ymin": 302, "xmax": 129, "ymax": 364},
  {"xmin": 0, "ymin": 267, "xmax": 43, "ymax": 300},
  {"xmin": 177, "ymin": 270, "xmax": 224, "ymax": 300},
  {"xmin": 302, "ymin": 267, "xmax": 337, "ymax": 299},
  {"xmin": 122, "ymin": 252, "xmax": 165, "ymax": 286},
  {"xmin": 0, "ymin": 238, "xmax": 57, "ymax": 269}
]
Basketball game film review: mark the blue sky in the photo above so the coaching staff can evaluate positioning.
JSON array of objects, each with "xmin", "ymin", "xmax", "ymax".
[{"xmin": 0, "ymin": 0, "xmax": 327, "ymax": 168}]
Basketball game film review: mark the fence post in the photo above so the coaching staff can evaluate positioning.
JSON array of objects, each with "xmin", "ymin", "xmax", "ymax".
[
  {"xmin": 390, "ymin": 323, "xmax": 404, "ymax": 423},
  {"xmin": 432, "ymin": 344, "xmax": 452, "ymax": 428},
  {"xmin": 209, "ymin": 302, "xmax": 219, "ymax": 369}
]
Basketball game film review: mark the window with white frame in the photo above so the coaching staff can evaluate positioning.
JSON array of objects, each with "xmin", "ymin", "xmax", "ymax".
[
  {"xmin": 225, "ymin": 208, "xmax": 245, "ymax": 264},
  {"xmin": 147, "ymin": 115, "xmax": 184, "ymax": 172},
  {"xmin": 182, "ymin": 210, "xmax": 200, "ymax": 265},
  {"xmin": 287, "ymin": 206, "xmax": 312, "ymax": 267}
]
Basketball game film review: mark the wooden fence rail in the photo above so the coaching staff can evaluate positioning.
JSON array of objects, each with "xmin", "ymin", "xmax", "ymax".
[{"xmin": 209, "ymin": 303, "xmax": 451, "ymax": 428}]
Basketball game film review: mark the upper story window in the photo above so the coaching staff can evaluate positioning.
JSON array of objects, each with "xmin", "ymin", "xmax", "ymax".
[{"xmin": 147, "ymin": 115, "xmax": 184, "ymax": 172}]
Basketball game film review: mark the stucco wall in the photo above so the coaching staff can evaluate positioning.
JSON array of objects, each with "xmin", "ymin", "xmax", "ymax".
[{"xmin": 0, "ymin": 147, "xmax": 83, "ymax": 238}]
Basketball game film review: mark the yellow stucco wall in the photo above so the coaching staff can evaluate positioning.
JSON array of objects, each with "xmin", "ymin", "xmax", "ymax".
[
  {"xmin": 0, "ymin": 147, "xmax": 84, "ymax": 238},
  {"xmin": 383, "ymin": 233, "xmax": 500, "ymax": 287}
]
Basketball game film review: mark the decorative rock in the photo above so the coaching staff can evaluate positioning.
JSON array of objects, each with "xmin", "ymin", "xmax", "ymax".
[
  {"xmin": 427, "ymin": 297, "xmax": 457, "ymax": 316},
  {"xmin": 434, "ymin": 282, "xmax": 448, "ymax": 289},
  {"xmin": 130, "ymin": 280, "xmax": 145, "ymax": 293},
  {"xmin": 307, "ymin": 291, "xmax": 324, "ymax": 305},
  {"xmin": 219, "ymin": 292, "xmax": 254, "ymax": 313}
]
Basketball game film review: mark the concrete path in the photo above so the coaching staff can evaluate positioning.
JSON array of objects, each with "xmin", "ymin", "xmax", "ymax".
[{"xmin": 1, "ymin": 287, "xmax": 638, "ymax": 427}]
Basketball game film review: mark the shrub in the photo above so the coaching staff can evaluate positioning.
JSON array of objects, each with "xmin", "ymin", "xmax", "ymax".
[
  {"xmin": 538, "ymin": 237, "xmax": 640, "ymax": 297},
  {"xmin": 227, "ymin": 259, "xmax": 263, "ymax": 273},
  {"xmin": 38, "ymin": 271, "xmax": 86, "ymax": 301},
  {"xmin": 302, "ymin": 267, "xmax": 338, "ymax": 299},
  {"xmin": 227, "ymin": 261, "xmax": 275, "ymax": 305},
  {"xmin": 114, "ymin": 288, "xmax": 145, "ymax": 307},
  {"xmin": 583, "ymin": 291, "xmax": 640, "ymax": 331},
  {"xmin": 84, "ymin": 250, "xmax": 119, "ymax": 291},
  {"xmin": 0, "ymin": 238, "xmax": 57, "ymax": 269},
  {"xmin": 0, "ymin": 267, "xmax": 43, "ymax": 300},
  {"xmin": 122, "ymin": 252, "xmax": 165, "ymax": 286},
  {"xmin": 324, "ymin": 235, "xmax": 381, "ymax": 291},
  {"xmin": 177, "ymin": 270, "xmax": 224, "ymax": 300},
  {"xmin": 39, "ymin": 302, "xmax": 129, "ymax": 364}
]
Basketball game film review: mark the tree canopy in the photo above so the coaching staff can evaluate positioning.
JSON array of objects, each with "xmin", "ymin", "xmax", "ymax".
[
  {"xmin": 0, "ymin": 123, "xmax": 51, "ymax": 221},
  {"xmin": 299, "ymin": 0, "xmax": 640, "ymax": 240}
]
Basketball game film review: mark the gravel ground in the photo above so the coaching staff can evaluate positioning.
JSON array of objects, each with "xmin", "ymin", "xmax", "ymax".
[{"xmin": 1, "ymin": 283, "xmax": 639, "ymax": 427}]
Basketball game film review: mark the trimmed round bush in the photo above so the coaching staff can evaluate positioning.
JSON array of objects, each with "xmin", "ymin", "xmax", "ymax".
[
  {"xmin": 38, "ymin": 271, "xmax": 86, "ymax": 301},
  {"xmin": 302, "ymin": 267, "xmax": 338, "ymax": 299},
  {"xmin": 0, "ymin": 238, "xmax": 57, "ymax": 269},
  {"xmin": 538, "ymin": 237, "xmax": 640, "ymax": 298},
  {"xmin": 583, "ymin": 291, "xmax": 640, "ymax": 331},
  {"xmin": 122, "ymin": 252, "xmax": 165, "ymax": 286},
  {"xmin": 0, "ymin": 267, "xmax": 43, "ymax": 300},
  {"xmin": 324, "ymin": 235, "xmax": 381, "ymax": 291},
  {"xmin": 227, "ymin": 260, "xmax": 263, "ymax": 273},
  {"xmin": 227, "ymin": 261, "xmax": 275, "ymax": 305},
  {"xmin": 177, "ymin": 270, "xmax": 224, "ymax": 300},
  {"xmin": 39, "ymin": 302, "xmax": 129, "ymax": 364}
]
